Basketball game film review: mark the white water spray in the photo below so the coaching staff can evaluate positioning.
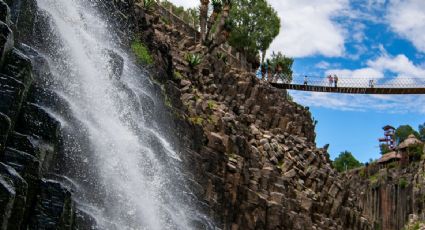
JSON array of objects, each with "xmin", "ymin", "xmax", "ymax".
[{"xmin": 34, "ymin": 0, "xmax": 203, "ymax": 229}]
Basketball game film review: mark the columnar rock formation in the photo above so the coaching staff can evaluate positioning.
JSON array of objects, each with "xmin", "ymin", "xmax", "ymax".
[
  {"xmin": 346, "ymin": 160, "xmax": 425, "ymax": 230},
  {"xmin": 133, "ymin": 4, "xmax": 373, "ymax": 229},
  {"xmin": 2, "ymin": 0, "xmax": 417, "ymax": 229},
  {"xmin": 0, "ymin": 0, "xmax": 77, "ymax": 228}
]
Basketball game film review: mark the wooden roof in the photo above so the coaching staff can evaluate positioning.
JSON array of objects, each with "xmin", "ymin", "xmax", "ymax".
[
  {"xmin": 398, "ymin": 135, "xmax": 423, "ymax": 149},
  {"xmin": 377, "ymin": 151, "xmax": 401, "ymax": 164}
]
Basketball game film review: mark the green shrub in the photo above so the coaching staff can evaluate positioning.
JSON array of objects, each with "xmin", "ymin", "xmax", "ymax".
[
  {"xmin": 207, "ymin": 100, "xmax": 217, "ymax": 110},
  {"xmin": 131, "ymin": 40, "xmax": 153, "ymax": 65},
  {"xmin": 216, "ymin": 52, "xmax": 228, "ymax": 64},
  {"xmin": 399, "ymin": 178, "xmax": 408, "ymax": 189},
  {"xmin": 142, "ymin": 0, "xmax": 156, "ymax": 11},
  {"xmin": 408, "ymin": 144, "xmax": 424, "ymax": 162},
  {"xmin": 173, "ymin": 71, "xmax": 184, "ymax": 80},
  {"xmin": 387, "ymin": 161, "xmax": 398, "ymax": 169},
  {"xmin": 185, "ymin": 53, "xmax": 202, "ymax": 69}
]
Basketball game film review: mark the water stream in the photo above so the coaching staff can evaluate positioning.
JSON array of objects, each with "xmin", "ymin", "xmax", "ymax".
[{"xmin": 31, "ymin": 0, "xmax": 207, "ymax": 229}]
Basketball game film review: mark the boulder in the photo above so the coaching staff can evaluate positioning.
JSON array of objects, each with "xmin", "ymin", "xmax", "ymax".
[
  {"xmin": 0, "ymin": 21, "xmax": 13, "ymax": 67},
  {"xmin": 105, "ymin": 49, "xmax": 124, "ymax": 80},
  {"xmin": 29, "ymin": 180, "xmax": 74, "ymax": 230},
  {"xmin": 5, "ymin": 0, "xmax": 37, "ymax": 43},
  {"xmin": 0, "ymin": 163, "xmax": 27, "ymax": 229},
  {"xmin": 15, "ymin": 103, "xmax": 61, "ymax": 143},
  {"xmin": 0, "ymin": 174, "xmax": 14, "ymax": 230},
  {"xmin": 0, "ymin": 112, "xmax": 10, "ymax": 153},
  {"xmin": 0, "ymin": 0, "xmax": 11, "ymax": 25},
  {"xmin": 207, "ymin": 132, "xmax": 228, "ymax": 153}
]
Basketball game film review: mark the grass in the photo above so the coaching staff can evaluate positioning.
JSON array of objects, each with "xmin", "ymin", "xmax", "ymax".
[{"xmin": 131, "ymin": 40, "xmax": 153, "ymax": 65}]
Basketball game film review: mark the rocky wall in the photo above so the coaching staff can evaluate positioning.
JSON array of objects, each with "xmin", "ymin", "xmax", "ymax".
[
  {"xmin": 347, "ymin": 161, "xmax": 425, "ymax": 230},
  {"xmin": 133, "ymin": 4, "xmax": 374, "ymax": 230},
  {"xmin": 0, "ymin": 0, "xmax": 87, "ymax": 229}
]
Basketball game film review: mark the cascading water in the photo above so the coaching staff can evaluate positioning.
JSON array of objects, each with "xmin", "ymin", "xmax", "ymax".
[{"xmin": 30, "ymin": 0, "xmax": 210, "ymax": 229}]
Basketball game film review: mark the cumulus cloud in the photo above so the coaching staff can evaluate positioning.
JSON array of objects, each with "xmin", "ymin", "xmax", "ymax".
[
  {"xmin": 387, "ymin": 0, "xmax": 425, "ymax": 53},
  {"xmin": 267, "ymin": 0, "xmax": 349, "ymax": 58}
]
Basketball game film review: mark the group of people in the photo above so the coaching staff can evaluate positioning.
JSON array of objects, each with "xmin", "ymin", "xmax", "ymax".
[
  {"xmin": 302, "ymin": 75, "xmax": 339, "ymax": 87},
  {"xmin": 260, "ymin": 64, "xmax": 284, "ymax": 83},
  {"xmin": 326, "ymin": 75, "xmax": 339, "ymax": 88}
]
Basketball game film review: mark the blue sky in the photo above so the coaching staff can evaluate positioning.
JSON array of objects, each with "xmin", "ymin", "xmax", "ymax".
[{"xmin": 168, "ymin": 0, "xmax": 425, "ymax": 162}]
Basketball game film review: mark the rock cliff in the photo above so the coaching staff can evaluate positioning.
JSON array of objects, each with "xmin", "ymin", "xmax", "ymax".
[
  {"xmin": 2, "ymin": 0, "xmax": 418, "ymax": 229},
  {"xmin": 346, "ymin": 160, "xmax": 425, "ymax": 230},
  {"xmin": 0, "ymin": 0, "xmax": 77, "ymax": 228},
  {"xmin": 131, "ymin": 3, "xmax": 373, "ymax": 230}
]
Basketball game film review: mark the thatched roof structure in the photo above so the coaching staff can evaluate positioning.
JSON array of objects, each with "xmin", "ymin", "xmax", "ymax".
[
  {"xmin": 398, "ymin": 134, "xmax": 423, "ymax": 149},
  {"xmin": 378, "ymin": 151, "xmax": 401, "ymax": 164}
]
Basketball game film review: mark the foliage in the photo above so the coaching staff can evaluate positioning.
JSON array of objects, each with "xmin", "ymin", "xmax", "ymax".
[
  {"xmin": 419, "ymin": 122, "xmax": 425, "ymax": 141},
  {"xmin": 380, "ymin": 144, "xmax": 391, "ymax": 155},
  {"xmin": 395, "ymin": 125, "xmax": 420, "ymax": 144},
  {"xmin": 332, "ymin": 151, "xmax": 363, "ymax": 172},
  {"xmin": 408, "ymin": 143, "xmax": 424, "ymax": 162},
  {"xmin": 207, "ymin": 100, "xmax": 217, "ymax": 110},
  {"xmin": 228, "ymin": 0, "xmax": 280, "ymax": 62},
  {"xmin": 173, "ymin": 71, "xmax": 184, "ymax": 80},
  {"xmin": 369, "ymin": 174, "xmax": 379, "ymax": 184},
  {"xmin": 131, "ymin": 40, "xmax": 153, "ymax": 65},
  {"xmin": 185, "ymin": 53, "xmax": 203, "ymax": 68},
  {"xmin": 216, "ymin": 52, "xmax": 228, "ymax": 64},
  {"xmin": 399, "ymin": 177, "xmax": 408, "ymax": 189},
  {"xmin": 267, "ymin": 52, "xmax": 294, "ymax": 83},
  {"xmin": 142, "ymin": 0, "xmax": 156, "ymax": 11}
]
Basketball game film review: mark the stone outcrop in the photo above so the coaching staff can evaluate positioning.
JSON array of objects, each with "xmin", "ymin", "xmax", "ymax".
[
  {"xmin": 0, "ymin": 0, "xmax": 76, "ymax": 228},
  {"xmin": 132, "ymin": 4, "xmax": 373, "ymax": 229},
  {"xmin": 346, "ymin": 160, "xmax": 425, "ymax": 230}
]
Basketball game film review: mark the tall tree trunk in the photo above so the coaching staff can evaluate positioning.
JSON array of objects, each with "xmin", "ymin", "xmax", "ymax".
[
  {"xmin": 205, "ymin": 11, "xmax": 219, "ymax": 42},
  {"xmin": 261, "ymin": 50, "xmax": 266, "ymax": 65},
  {"xmin": 208, "ymin": 2, "xmax": 231, "ymax": 52},
  {"xmin": 199, "ymin": 0, "xmax": 209, "ymax": 42}
]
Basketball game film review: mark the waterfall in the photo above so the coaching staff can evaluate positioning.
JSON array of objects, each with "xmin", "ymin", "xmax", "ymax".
[{"xmin": 31, "ymin": 0, "xmax": 208, "ymax": 229}]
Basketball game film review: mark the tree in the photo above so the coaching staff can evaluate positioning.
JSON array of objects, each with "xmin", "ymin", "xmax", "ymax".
[
  {"xmin": 205, "ymin": 0, "xmax": 223, "ymax": 40},
  {"xmin": 199, "ymin": 0, "xmax": 210, "ymax": 41},
  {"xmin": 332, "ymin": 151, "xmax": 363, "ymax": 172},
  {"xmin": 395, "ymin": 125, "xmax": 420, "ymax": 144},
  {"xmin": 419, "ymin": 123, "xmax": 425, "ymax": 141},
  {"xmin": 379, "ymin": 144, "xmax": 391, "ymax": 155},
  {"xmin": 227, "ymin": 0, "xmax": 280, "ymax": 62},
  {"xmin": 267, "ymin": 51, "xmax": 293, "ymax": 82}
]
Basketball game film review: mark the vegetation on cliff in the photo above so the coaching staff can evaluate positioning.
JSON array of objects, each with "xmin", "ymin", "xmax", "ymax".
[
  {"xmin": 332, "ymin": 151, "xmax": 363, "ymax": 172},
  {"xmin": 131, "ymin": 40, "xmax": 153, "ymax": 65}
]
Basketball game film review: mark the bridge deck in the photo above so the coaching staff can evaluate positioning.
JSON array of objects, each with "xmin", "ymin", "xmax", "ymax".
[{"xmin": 271, "ymin": 83, "xmax": 425, "ymax": 95}]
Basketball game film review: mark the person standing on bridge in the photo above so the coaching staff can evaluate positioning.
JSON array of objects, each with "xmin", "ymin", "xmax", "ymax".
[
  {"xmin": 334, "ymin": 74, "xmax": 338, "ymax": 88},
  {"xmin": 369, "ymin": 79, "xmax": 374, "ymax": 88},
  {"xmin": 327, "ymin": 75, "xmax": 333, "ymax": 87},
  {"xmin": 304, "ymin": 75, "xmax": 308, "ymax": 86}
]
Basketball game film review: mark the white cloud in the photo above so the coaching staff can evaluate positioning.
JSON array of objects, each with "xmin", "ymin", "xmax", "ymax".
[
  {"xmin": 315, "ymin": 61, "xmax": 331, "ymax": 69},
  {"xmin": 387, "ymin": 0, "xmax": 425, "ymax": 53},
  {"xmin": 166, "ymin": 0, "xmax": 198, "ymax": 9},
  {"xmin": 267, "ymin": 0, "xmax": 349, "ymax": 58}
]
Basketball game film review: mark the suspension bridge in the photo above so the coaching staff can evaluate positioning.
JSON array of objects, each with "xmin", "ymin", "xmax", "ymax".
[{"xmin": 270, "ymin": 76, "xmax": 425, "ymax": 94}]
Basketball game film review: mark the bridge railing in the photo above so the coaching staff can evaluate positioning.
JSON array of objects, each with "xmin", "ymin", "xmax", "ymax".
[{"xmin": 285, "ymin": 76, "xmax": 425, "ymax": 88}]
